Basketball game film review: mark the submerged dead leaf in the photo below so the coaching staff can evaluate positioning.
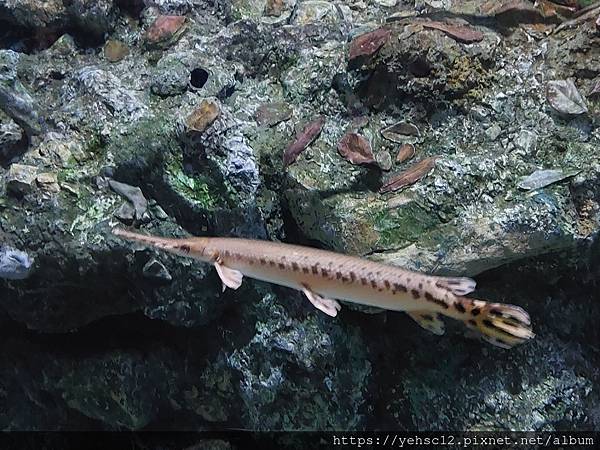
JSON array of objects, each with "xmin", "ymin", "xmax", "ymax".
[
  {"xmin": 396, "ymin": 143, "xmax": 415, "ymax": 163},
  {"xmin": 186, "ymin": 99, "xmax": 220, "ymax": 133},
  {"xmin": 283, "ymin": 117, "xmax": 325, "ymax": 167},
  {"xmin": 546, "ymin": 79, "xmax": 588, "ymax": 115},
  {"xmin": 381, "ymin": 122, "xmax": 420, "ymax": 143},
  {"xmin": 421, "ymin": 21, "xmax": 484, "ymax": 44},
  {"xmin": 348, "ymin": 28, "xmax": 391, "ymax": 61},
  {"xmin": 145, "ymin": 15, "xmax": 187, "ymax": 47},
  {"xmin": 379, "ymin": 157, "xmax": 437, "ymax": 193},
  {"xmin": 517, "ymin": 168, "xmax": 579, "ymax": 190},
  {"xmin": 338, "ymin": 132, "xmax": 376, "ymax": 165}
]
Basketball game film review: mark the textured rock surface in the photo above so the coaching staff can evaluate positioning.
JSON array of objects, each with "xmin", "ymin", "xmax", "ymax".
[{"xmin": 0, "ymin": 0, "xmax": 599, "ymax": 435}]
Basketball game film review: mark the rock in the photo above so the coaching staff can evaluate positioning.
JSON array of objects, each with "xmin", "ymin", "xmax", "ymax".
[
  {"xmin": 0, "ymin": 245, "xmax": 33, "ymax": 280},
  {"xmin": 73, "ymin": 66, "xmax": 148, "ymax": 122},
  {"xmin": 291, "ymin": 1, "xmax": 351, "ymax": 25},
  {"xmin": 36, "ymin": 172, "xmax": 60, "ymax": 193},
  {"xmin": 114, "ymin": 201, "xmax": 136, "ymax": 223},
  {"xmin": 150, "ymin": 52, "xmax": 190, "ymax": 96},
  {"xmin": 484, "ymin": 124, "xmax": 501, "ymax": 141},
  {"xmin": 254, "ymin": 102, "xmax": 292, "ymax": 127},
  {"xmin": 0, "ymin": 0, "xmax": 117, "ymax": 40},
  {"xmin": 0, "ymin": 50, "xmax": 44, "ymax": 136},
  {"xmin": 5, "ymin": 163, "xmax": 37, "ymax": 195},
  {"xmin": 108, "ymin": 180, "xmax": 148, "ymax": 221},
  {"xmin": 0, "ymin": 114, "xmax": 25, "ymax": 163}
]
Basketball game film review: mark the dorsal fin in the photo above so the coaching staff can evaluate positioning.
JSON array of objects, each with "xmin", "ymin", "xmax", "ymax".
[{"xmin": 435, "ymin": 276, "xmax": 476, "ymax": 296}]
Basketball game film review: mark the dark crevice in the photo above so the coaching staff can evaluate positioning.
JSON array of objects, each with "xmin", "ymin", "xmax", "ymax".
[
  {"xmin": 189, "ymin": 68, "xmax": 209, "ymax": 90},
  {"xmin": 115, "ymin": 0, "xmax": 146, "ymax": 18}
]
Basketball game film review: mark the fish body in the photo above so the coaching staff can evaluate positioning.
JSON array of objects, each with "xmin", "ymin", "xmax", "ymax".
[
  {"xmin": 0, "ymin": 245, "xmax": 33, "ymax": 280},
  {"xmin": 113, "ymin": 228, "xmax": 534, "ymax": 348}
]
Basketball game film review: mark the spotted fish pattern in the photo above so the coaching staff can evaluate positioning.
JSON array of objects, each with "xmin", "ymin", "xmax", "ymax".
[{"xmin": 113, "ymin": 228, "xmax": 534, "ymax": 348}]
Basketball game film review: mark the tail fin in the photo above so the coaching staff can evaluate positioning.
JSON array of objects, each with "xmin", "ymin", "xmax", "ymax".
[{"xmin": 460, "ymin": 299, "xmax": 534, "ymax": 349}]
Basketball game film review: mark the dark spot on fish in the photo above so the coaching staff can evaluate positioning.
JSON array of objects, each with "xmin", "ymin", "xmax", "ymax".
[
  {"xmin": 336, "ymin": 271, "xmax": 342, "ymax": 280},
  {"xmin": 292, "ymin": 262, "xmax": 299, "ymax": 271},
  {"xmin": 394, "ymin": 283, "xmax": 407, "ymax": 293},
  {"xmin": 418, "ymin": 282, "xmax": 423, "ymax": 289},
  {"xmin": 483, "ymin": 319, "xmax": 493, "ymax": 328},
  {"xmin": 248, "ymin": 258, "xmax": 255, "ymax": 265},
  {"xmin": 360, "ymin": 277, "xmax": 368, "ymax": 285},
  {"xmin": 321, "ymin": 268, "xmax": 329, "ymax": 277},
  {"xmin": 224, "ymin": 250, "xmax": 230, "ymax": 257},
  {"xmin": 431, "ymin": 297, "xmax": 449, "ymax": 309},
  {"xmin": 179, "ymin": 245, "xmax": 191, "ymax": 253},
  {"xmin": 278, "ymin": 262, "xmax": 285, "ymax": 269},
  {"xmin": 269, "ymin": 260, "xmax": 276, "ymax": 267},
  {"xmin": 424, "ymin": 292, "xmax": 434, "ymax": 301},
  {"xmin": 349, "ymin": 271, "xmax": 356, "ymax": 282},
  {"xmin": 302, "ymin": 267, "xmax": 309, "ymax": 274},
  {"xmin": 422, "ymin": 314, "xmax": 434, "ymax": 321},
  {"xmin": 384, "ymin": 280, "xmax": 390, "ymax": 289},
  {"xmin": 342, "ymin": 276, "xmax": 350, "ymax": 283},
  {"xmin": 311, "ymin": 266, "xmax": 319, "ymax": 275},
  {"xmin": 411, "ymin": 289, "xmax": 420, "ymax": 299},
  {"xmin": 406, "ymin": 277, "xmax": 411, "ymax": 283},
  {"xmin": 468, "ymin": 319, "xmax": 477, "ymax": 327},
  {"xmin": 259, "ymin": 258, "xmax": 266, "ymax": 265},
  {"xmin": 370, "ymin": 280, "xmax": 377, "ymax": 289},
  {"xmin": 377, "ymin": 287, "xmax": 383, "ymax": 292},
  {"xmin": 471, "ymin": 308, "xmax": 481, "ymax": 316},
  {"xmin": 454, "ymin": 302, "xmax": 466, "ymax": 313}
]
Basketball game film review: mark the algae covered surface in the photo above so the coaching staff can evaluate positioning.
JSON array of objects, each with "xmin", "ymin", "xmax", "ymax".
[{"xmin": 0, "ymin": 0, "xmax": 599, "ymax": 439}]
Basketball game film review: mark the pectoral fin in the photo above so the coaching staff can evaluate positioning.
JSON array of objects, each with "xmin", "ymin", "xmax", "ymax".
[
  {"xmin": 301, "ymin": 285, "xmax": 341, "ymax": 317},
  {"xmin": 214, "ymin": 261, "xmax": 243, "ymax": 291},
  {"xmin": 407, "ymin": 311, "xmax": 445, "ymax": 335}
]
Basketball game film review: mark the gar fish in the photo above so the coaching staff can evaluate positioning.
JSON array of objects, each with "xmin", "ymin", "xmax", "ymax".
[{"xmin": 113, "ymin": 228, "xmax": 534, "ymax": 348}]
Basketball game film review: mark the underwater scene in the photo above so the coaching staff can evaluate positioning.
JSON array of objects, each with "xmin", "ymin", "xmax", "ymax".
[{"xmin": 0, "ymin": 0, "xmax": 599, "ymax": 447}]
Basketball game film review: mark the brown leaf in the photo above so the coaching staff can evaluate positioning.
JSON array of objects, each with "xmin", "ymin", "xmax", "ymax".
[
  {"xmin": 381, "ymin": 121, "xmax": 420, "ymax": 142},
  {"xmin": 421, "ymin": 21, "xmax": 484, "ymax": 43},
  {"xmin": 338, "ymin": 132, "xmax": 376, "ymax": 165},
  {"xmin": 185, "ymin": 99, "xmax": 220, "ymax": 133},
  {"xmin": 283, "ymin": 117, "xmax": 325, "ymax": 167},
  {"xmin": 349, "ymin": 28, "xmax": 391, "ymax": 61},
  {"xmin": 145, "ymin": 16, "xmax": 186, "ymax": 46},
  {"xmin": 396, "ymin": 143, "xmax": 415, "ymax": 163},
  {"xmin": 379, "ymin": 157, "xmax": 437, "ymax": 194}
]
